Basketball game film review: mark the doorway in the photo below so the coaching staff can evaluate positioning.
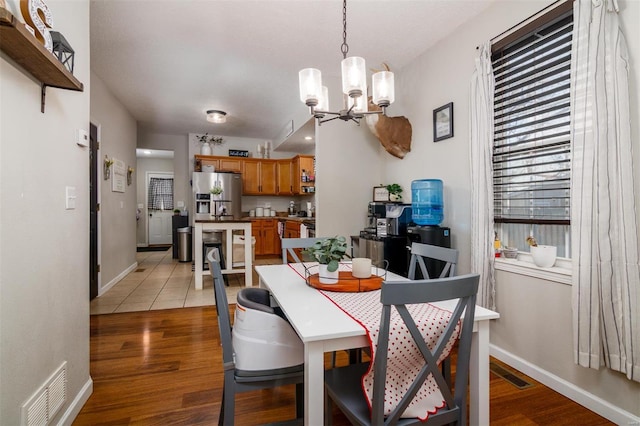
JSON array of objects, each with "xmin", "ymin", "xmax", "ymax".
[
  {"xmin": 146, "ymin": 172, "xmax": 174, "ymax": 245},
  {"xmin": 89, "ymin": 123, "xmax": 99, "ymax": 300},
  {"xmin": 136, "ymin": 149, "xmax": 175, "ymax": 247}
]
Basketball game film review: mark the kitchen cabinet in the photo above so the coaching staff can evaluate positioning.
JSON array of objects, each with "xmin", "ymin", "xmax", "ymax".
[
  {"xmin": 194, "ymin": 155, "xmax": 242, "ymax": 173},
  {"xmin": 292, "ymin": 155, "xmax": 315, "ymax": 195},
  {"xmin": 243, "ymin": 159, "xmax": 277, "ymax": 195},
  {"xmin": 277, "ymin": 160, "xmax": 294, "ymax": 195},
  {"xmin": 251, "ymin": 219, "xmax": 280, "ymax": 255}
]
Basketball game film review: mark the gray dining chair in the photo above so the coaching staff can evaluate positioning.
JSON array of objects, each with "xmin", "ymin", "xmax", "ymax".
[
  {"xmin": 407, "ymin": 242, "xmax": 459, "ymax": 280},
  {"xmin": 207, "ymin": 251, "xmax": 304, "ymax": 426},
  {"xmin": 324, "ymin": 273, "xmax": 479, "ymax": 426},
  {"xmin": 281, "ymin": 237, "xmax": 324, "ymax": 263}
]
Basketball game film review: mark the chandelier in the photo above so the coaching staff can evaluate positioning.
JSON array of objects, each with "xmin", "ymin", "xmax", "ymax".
[{"xmin": 298, "ymin": 0, "xmax": 395, "ymax": 125}]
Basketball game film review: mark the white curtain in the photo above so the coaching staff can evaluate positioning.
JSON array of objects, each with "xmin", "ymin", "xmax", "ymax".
[
  {"xmin": 570, "ymin": 0, "xmax": 639, "ymax": 381},
  {"xmin": 470, "ymin": 41, "xmax": 496, "ymax": 310}
]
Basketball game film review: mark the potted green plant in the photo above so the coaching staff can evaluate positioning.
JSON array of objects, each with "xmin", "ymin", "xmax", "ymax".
[
  {"xmin": 302, "ymin": 236, "xmax": 348, "ymax": 284},
  {"xmin": 210, "ymin": 185, "xmax": 224, "ymax": 200},
  {"xmin": 173, "ymin": 208, "xmax": 181, "ymax": 216},
  {"xmin": 386, "ymin": 183, "xmax": 403, "ymax": 201}
]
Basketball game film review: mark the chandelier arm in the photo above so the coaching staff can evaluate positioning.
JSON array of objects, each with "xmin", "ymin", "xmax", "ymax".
[{"xmin": 319, "ymin": 116, "xmax": 342, "ymax": 124}]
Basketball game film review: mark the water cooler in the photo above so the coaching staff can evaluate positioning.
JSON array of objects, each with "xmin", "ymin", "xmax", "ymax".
[{"xmin": 407, "ymin": 179, "xmax": 451, "ymax": 278}]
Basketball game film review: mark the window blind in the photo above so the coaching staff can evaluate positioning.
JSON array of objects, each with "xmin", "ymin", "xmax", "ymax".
[{"xmin": 492, "ymin": 14, "xmax": 572, "ymax": 225}]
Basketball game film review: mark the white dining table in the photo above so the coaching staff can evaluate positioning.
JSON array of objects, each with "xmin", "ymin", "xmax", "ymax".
[{"xmin": 255, "ymin": 263, "xmax": 500, "ymax": 426}]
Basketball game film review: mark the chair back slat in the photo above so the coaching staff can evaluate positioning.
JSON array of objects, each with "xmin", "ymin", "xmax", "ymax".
[
  {"xmin": 371, "ymin": 273, "xmax": 479, "ymax": 425},
  {"xmin": 207, "ymin": 250, "xmax": 234, "ymax": 366},
  {"xmin": 407, "ymin": 242, "xmax": 459, "ymax": 279},
  {"xmin": 281, "ymin": 237, "xmax": 325, "ymax": 263}
]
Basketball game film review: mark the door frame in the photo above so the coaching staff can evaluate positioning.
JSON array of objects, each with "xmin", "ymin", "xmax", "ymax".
[
  {"xmin": 145, "ymin": 171, "xmax": 174, "ymax": 245},
  {"xmin": 90, "ymin": 122, "xmax": 102, "ymax": 298}
]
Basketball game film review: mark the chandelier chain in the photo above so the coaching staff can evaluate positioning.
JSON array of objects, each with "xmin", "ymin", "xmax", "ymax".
[{"xmin": 340, "ymin": 0, "xmax": 348, "ymax": 59}]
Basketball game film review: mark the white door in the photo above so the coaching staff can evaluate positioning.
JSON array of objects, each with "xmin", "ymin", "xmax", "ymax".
[{"xmin": 147, "ymin": 172, "xmax": 174, "ymax": 245}]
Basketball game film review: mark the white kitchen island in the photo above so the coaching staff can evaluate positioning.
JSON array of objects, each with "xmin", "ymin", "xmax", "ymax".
[{"xmin": 194, "ymin": 219, "xmax": 253, "ymax": 290}]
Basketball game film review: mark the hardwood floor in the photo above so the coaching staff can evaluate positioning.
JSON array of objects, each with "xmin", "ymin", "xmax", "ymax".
[{"xmin": 74, "ymin": 306, "xmax": 613, "ymax": 425}]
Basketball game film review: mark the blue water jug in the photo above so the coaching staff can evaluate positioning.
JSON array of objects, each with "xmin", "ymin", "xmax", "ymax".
[{"xmin": 411, "ymin": 179, "xmax": 444, "ymax": 225}]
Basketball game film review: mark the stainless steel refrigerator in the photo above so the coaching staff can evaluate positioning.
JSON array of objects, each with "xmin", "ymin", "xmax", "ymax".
[{"xmin": 192, "ymin": 171, "xmax": 242, "ymax": 222}]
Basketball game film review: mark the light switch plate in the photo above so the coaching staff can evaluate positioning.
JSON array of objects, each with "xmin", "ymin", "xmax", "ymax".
[
  {"xmin": 65, "ymin": 186, "xmax": 76, "ymax": 209},
  {"xmin": 76, "ymin": 129, "xmax": 89, "ymax": 147}
]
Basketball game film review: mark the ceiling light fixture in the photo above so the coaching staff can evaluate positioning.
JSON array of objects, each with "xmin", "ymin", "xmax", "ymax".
[
  {"xmin": 298, "ymin": 0, "xmax": 394, "ymax": 125},
  {"xmin": 206, "ymin": 110, "xmax": 227, "ymax": 123}
]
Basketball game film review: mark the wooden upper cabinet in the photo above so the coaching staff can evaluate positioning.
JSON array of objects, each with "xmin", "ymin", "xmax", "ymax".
[
  {"xmin": 260, "ymin": 160, "xmax": 277, "ymax": 194},
  {"xmin": 218, "ymin": 157, "xmax": 242, "ymax": 173},
  {"xmin": 277, "ymin": 160, "xmax": 294, "ymax": 195},
  {"xmin": 292, "ymin": 155, "xmax": 315, "ymax": 195},
  {"xmin": 242, "ymin": 159, "xmax": 277, "ymax": 195}
]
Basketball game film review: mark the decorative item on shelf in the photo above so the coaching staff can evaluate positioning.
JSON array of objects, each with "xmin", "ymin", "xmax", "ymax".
[
  {"xmin": 298, "ymin": 0, "xmax": 394, "ymax": 125},
  {"xmin": 173, "ymin": 208, "xmax": 181, "ymax": 216},
  {"xmin": 50, "ymin": 30, "xmax": 74, "ymax": 73},
  {"xmin": 502, "ymin": 247, "xmax": 518, "ymax": 259},
  {"xmin": 263, "ymin": 140, "xmax": 271, "ymax": 159},
  {"xmin": 373, "ymin": 186, "xmax": 390, "ymax": 202},
  {"xmin": 386, "ymin": 183, "xmax": 403, "ymax": 202},
  {"xmin": 195, "ymin": 133, "xmax": 224, "ymax": 155},
  {"xmin": 21, "ymin": 0, "xmax": 54, "ymax": 52},
  {"xmin": 526, "ymin": 236, "xmax": 557, "ymax": 268},
  {"xmin": 256, "ymin": 144, "xmax": 264, "ymax": 158},
  {"xmin": 302, "ymin": 236, "xmax": 348, "ymax": 284},
  {"xmin": 103, "ymin": 156, "xmax": 113, "ymax": 180},
  {"xmin": 126, "ymin": 166, "xmax": 134, "ymax": 185}
]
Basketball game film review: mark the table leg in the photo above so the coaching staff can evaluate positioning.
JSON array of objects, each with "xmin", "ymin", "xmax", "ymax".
[
  {"xmin": 470, "ymin": 321, "xmax": 491, "ymax": 425},
  {"xmin": 244, "ymin": 226, "xmax": 252, "ymax": 287},
  {"xmin": 304, "ymin": 341, "xmax": 324, "ymax": 425},
  {"xmin": 195, "ymin": 223, "xmax": 203, "ymax": 290}
]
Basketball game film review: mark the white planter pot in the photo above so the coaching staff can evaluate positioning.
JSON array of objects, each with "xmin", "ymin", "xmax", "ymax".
[
  {"xmin": 319, "ymin": 264, "xmax": 339, "ymax": 284},
  {"xmin": 200, "ymin": 142, "xmax": 212, "ymax": 155},
  {"xmin": 530, "ymin": 245, "xmax": 557, "ymax": 268}
]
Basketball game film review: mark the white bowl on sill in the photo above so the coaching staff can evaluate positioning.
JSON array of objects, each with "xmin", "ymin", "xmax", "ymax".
[{"xmin": 530, "ymin": 245, "xmax": 557, "ymax": 268}]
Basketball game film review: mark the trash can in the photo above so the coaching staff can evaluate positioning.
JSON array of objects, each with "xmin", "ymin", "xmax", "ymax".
[{"xmin": 177, "ymin": 227, "xmax": 192, "ymax": 262}]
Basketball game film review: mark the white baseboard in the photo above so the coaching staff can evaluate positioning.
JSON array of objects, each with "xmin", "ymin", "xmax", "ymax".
[
  {"xmin": 98, "ymin": 261, "xmax": 138, "ymax": 296},
  {"xmin": 490, "ymin": 345, "xmax": 640, "ymax": 425},
  {"xmin": 55, "ymin": 378, "xmax": 93, "ymax": 425}
]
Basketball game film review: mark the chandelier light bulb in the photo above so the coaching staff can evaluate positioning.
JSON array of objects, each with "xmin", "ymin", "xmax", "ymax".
[
  {"xmin": 372, "ymin": 71, "xmax": 395, "ymax": 107},
  {"xmin": 341, "ymin": 56, "xmax": 366, "ymax": 98},
  {"xmin": 299, "ymin": 68, "xmax": 322, "ymax": 106}
]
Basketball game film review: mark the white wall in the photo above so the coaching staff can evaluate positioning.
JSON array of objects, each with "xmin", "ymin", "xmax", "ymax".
[
  {"xmin": 314, "ymin": 76, "xmax": 385, "ymax": 238},
  {"xmin": 91, "ymin": 72, "xmax": 137, "ymax": 289},
  {"xmin": 383, "ymin": 0, "xmax": 640, "ymax": 420},
  {"xmin": 0, "ymin": 1, "xmax": 92, "ymax": 423}
]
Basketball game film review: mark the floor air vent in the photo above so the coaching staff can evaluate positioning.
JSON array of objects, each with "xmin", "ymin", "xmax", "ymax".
[
  {"xmin": 135, "ymin": 268, "xmax": 146, "ymax": 272},
  {"xmin": 21, "ymin": 362, "xmax": 67, "ymax": 425},
  {"xmin": 489, "ymin": 362, "xmax": 533, "ymax": 390}
]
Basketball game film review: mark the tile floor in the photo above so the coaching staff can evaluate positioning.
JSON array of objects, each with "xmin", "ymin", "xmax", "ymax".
[{"xmin": 90, "ymin": 248, "xmax": 279, "ymax": 315}]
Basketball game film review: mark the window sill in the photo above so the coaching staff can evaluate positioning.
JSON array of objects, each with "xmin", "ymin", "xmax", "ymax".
[{"xmin": 494, "ymin": 253, "xmax": 572, "ymax": 285}]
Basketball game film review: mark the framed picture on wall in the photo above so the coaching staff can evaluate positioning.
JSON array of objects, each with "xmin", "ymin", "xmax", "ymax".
[{"xmin": 433, "ymin": 102, "xmax": 454, "ymax": 142}]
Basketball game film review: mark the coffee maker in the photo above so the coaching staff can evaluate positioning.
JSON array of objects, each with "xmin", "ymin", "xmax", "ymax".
[
  {"xmin": 357, "ymin": 202, "xmax": 413, "ymax": 276},
  {"xmin": 364, "ymin": 202, "xmax": 412, "ymax": 237}
]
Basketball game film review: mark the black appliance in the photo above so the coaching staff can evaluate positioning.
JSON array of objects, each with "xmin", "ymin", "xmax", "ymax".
[{"xmin": 406, "ymin": 225, "xmax": 451, "ymax": 278}]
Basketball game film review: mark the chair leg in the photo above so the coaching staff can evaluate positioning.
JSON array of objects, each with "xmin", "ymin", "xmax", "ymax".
[
  {"xmin": 295, "ymin": 382, "xmax": 304, "ymax": 419},
  {"xmin": 220, "ymin": 372, "xmax": 235, "ymax": 426}
]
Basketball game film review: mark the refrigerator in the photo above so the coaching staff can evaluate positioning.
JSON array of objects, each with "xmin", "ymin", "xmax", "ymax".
[{"xmin": 192, "ymin": 171, "xmax": 243, "ymax": 222}]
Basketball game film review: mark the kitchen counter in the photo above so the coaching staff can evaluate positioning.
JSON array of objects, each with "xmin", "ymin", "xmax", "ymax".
[
  {"xmin": 242, "ymin": 216, "xmax": 314, "ymax": 222},
  {"xmin": 196, "ymin": 218, "xmax": 252, "ymax": 223}
]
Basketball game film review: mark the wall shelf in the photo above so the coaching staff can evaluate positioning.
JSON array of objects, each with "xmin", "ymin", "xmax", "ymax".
[{"xmin": 0, "ymin": 7, "xmax": 83, "ymax": 111}]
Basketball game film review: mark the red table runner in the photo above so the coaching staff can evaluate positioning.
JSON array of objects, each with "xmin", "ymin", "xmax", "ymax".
[{"xmin": 288, "ymin": 262, "xmax": 459, "ymax": 419}]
